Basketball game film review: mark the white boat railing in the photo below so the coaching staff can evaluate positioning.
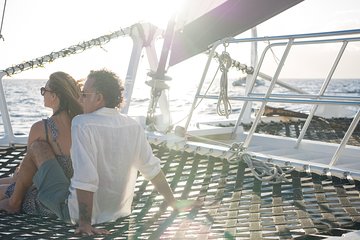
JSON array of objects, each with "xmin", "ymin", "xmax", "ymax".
[{"xmin": 185, "ymin": 29, "xmax": 360, "ymax": 165}]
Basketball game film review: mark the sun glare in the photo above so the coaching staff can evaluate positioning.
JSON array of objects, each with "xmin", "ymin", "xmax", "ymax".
[{"xmin": 135, "ymin": 0, "xmax": 186, "ymax": 28}]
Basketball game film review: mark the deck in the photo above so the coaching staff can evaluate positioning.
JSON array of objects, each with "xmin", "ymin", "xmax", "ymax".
[{"xmin": 1, "ymin": 139, "xmax": 360, "ymax": 239}]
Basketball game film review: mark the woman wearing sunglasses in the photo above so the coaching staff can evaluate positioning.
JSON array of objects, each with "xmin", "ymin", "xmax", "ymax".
[{"xmin": 0, "ymin": 71, "xmax": 83, "ymax": 216}]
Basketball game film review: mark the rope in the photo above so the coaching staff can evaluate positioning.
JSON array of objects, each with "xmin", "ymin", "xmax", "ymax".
[
  {"xmin": 146, "ymin": 87, "xmax": 165, "ymax": 132},
  {"xmin": 167, "ymin": 66, "xmax": 220, "ymax": 129},
  {"xmin": 1, "ymin": 27, "xmax": 130, "ymax": 76},
  {"xmin": 228, "ymin": 142, "xmax": 294, "ymax": 183},
  {"xmin": 267, "ymin": 39, "xmax": 280, "ymax": 65},
  {"xmin": 0, "ymin": 0, "xmax": 7, "ymax": 41},
  {"xmin": 212, "ymin": 51, "xmax": 254, "ymax": 74},
  {"xmin": 168, "ymin": 135, "xmax": 293, "ymax": 184},
  {"xmin": 216, "ymin": 51, "xmax": 232, "ymax": 118}
]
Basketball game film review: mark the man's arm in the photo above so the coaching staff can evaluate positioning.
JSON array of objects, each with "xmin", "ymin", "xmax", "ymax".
[
  {"xmin": 75, "ymin": 189, "xmax": 109, "ymax": 236},
  {"xmin": 150, "ymin": 170, "xmax": 176, "ymax": 209}
]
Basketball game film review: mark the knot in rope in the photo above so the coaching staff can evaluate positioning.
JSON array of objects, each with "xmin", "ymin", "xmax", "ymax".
[
  {"xmin": 227, "ymin": 142, "xmax": 247, "ymax": 164},
  {"xmin": 216, "ymin": 51, "xmax": 232, "ymax": 118},
  {"xmin": 229, "ymin": 142, "xmax": 246, "ymax": 153},
  {"xmin": 227, "ymin": 143, "xmax": 294, "ymax": 183},
  {"xmin": 244, "ymin": 158, "xmax": 293, "ymax": 183},
  {"xmin": 218, "ymin": 51, "xmax": 232, "ymax": 71}
]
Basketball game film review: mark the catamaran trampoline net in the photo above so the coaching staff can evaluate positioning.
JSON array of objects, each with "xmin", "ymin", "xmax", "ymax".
[{"xmin": 0, "ymin": 142, "xmax": 359, "ymax": 240}]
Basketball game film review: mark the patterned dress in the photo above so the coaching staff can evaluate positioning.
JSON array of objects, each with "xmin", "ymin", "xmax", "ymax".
[{"xmin": 5, "ymin": 117, "xmax": 73, "ymax": 217}]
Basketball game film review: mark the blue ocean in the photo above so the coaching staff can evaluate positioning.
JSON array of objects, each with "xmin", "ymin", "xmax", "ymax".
[{"xmin": 0, "ymin": 78, "xmax": 359, "ymax": 137}]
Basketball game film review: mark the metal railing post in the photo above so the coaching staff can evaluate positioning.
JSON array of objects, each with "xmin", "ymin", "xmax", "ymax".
[
  {"xmin": 295, "ymin": 41, "xmax": 348, "ymax": 148},
  {"xmin": 329, "ymin": 109, "xmax": 360, "ymax": 167},
  {"xmin": 231, "ymin": 42, "xmax": 269, "ymax": 137},
  {"xmin": 242, "ymin": 39, "xmax": 294, "ymax": 148},
  {"xmin": 184, "ymin": 40, "xmax": 223, "ymax": 131},
  {"xmin": 0, "ymin": 72, "xmax": 14, "ymax": 145}
]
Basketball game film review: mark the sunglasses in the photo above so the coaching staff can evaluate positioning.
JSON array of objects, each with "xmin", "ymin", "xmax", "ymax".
[{"xmin": 40, "ymin": 87, "xmax": 54, "ymax": 96}]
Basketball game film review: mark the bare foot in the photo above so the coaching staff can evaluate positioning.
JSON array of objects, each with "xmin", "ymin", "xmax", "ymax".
[{"xmin": 0, "ymin": 198, "xmax": 21, "ymax": 214}]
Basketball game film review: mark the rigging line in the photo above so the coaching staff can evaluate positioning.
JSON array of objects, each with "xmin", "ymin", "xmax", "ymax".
[
  {"xmin": 2, "ymin": 26, "xmax": 131, "ymax": 76},
  {"xmin": 169, "ymin": 65, "xmax": 220, "ymax": 128},
  {"xmin": 267, "ymin": 39, "xmax": 280, "ymax": 65},
  {"xmin": 0, "ymin": 0, "xmax": 7, "ymax": 41}
]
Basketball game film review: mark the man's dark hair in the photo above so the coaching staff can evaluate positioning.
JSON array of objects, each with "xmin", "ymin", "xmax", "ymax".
[{"xmin": 88, "ymin": 69, "xmax": 124, "ymax": 108}]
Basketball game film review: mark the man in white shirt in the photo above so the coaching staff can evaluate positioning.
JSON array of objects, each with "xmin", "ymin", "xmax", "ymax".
[{"xmin": 68, "ymin": 69, "xmax": 178, "ymax": 235}]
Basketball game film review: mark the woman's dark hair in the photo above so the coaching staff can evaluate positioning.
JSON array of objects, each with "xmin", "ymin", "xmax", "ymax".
[
  {"xmin": 48, "ymin": 71, "xmax": 83, "ymax": 119},
  {"xmin": 87, "ymin": 69, "xmax": 124, "ymax": 108}
]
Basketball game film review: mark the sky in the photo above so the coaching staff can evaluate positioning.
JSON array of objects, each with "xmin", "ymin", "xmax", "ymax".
[{"xmin": 0, "ymin": 0, "xmax": 359, "ymax": 80}]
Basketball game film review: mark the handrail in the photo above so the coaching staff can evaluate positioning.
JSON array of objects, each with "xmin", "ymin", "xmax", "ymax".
[
  {"xmin": 224, "ymin": 29, "xmax": 360, "ymax": 44},
  {"xmin": 186, "ymin": 29, "xmax": 360, "ymax": 167},
  {"xmin": 195, "ymin": 94, "xmax": 360, "ymax": 105},
  {"xmin": 247, "ymin": 93, "xmax": 360, "ymax": 101}
]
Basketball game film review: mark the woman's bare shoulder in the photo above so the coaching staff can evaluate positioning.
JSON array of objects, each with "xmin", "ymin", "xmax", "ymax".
[{"xmin": 28, "ymin": 119, "xmax": 46, "ymax": 144}]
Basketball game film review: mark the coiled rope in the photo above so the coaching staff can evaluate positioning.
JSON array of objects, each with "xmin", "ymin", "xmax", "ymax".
[
  {"xmin": 170, "ymin": 131, "xmax": 294, "ymax": 184},
  {"xmin": 228, "ymin": 142, "xmax": 294, "ymax": 183},
  {"xmin": 216, "ymin": 51, "xmax": 232, "ymax": 118}
]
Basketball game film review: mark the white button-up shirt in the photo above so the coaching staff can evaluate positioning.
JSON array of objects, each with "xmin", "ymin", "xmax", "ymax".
[{"xmin": 68, "ymin": 107, "xmax": 161, "ymax": 224}]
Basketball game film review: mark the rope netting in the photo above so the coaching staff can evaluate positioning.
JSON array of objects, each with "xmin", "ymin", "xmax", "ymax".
[{"xmin": 0, "ymin": 142, "xmax": 360, "ymax": 239}]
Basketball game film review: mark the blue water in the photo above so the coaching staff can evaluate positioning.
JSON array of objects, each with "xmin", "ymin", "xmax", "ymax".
[{"xmin": 0, "ymin": 78, "xmax": 359, "ymax": 136}]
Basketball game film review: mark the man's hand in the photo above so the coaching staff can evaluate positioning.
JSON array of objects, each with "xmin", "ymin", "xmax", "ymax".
[
  {"xmin": 75, "ymin": 189, "xmax": 110, "ymax": 236},
  {"xmin": 75, "ymin": 223, "xmax": 109, "ymax": 236}
]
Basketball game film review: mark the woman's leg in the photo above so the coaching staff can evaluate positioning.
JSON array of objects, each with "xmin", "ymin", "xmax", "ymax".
[
  {"xmin": 0, "ymin": 184, "xmax": 10, "ymax": 200},
  {"xmin": 0, "ymin": 168, "xmax": 18, "ymax": 201},
  {"xmin": 0, "ymin": 153, "xmax": 37, "ymax": 213},
  {"xmin": 0, "ymin": 141, "xmax": 55, "ymax": 213},
  {"xmin": 0, "ymin": 176, "xmax": 14, "ymax": 185}
]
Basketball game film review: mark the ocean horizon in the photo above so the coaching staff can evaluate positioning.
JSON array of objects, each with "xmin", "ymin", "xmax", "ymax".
[{"xmin": 0, "ymin": 78, "xmax": 359, "ymax": 137}]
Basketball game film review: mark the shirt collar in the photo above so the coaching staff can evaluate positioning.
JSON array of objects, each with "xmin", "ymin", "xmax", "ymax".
[{"xmin": 92, "ymin": 107, "xmax": 119, "ymax": 116}]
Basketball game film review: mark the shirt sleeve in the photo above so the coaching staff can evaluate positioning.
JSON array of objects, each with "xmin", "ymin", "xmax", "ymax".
[
  {"xmin": 70, "ymin": 119, "xmax": 99, "ymax": 192},
  {"xmin": 134, "ymin": 127, "xmax": 161, "ymax": 180}
]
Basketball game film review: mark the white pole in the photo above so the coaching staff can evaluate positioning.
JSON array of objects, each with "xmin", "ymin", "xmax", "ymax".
[
  {"xmin": 242, "ymin": 28, "xmax": 258, "ymax": 123},
  {"xmin": 122, "ymin": 25, "xmax": 145, "ymax": 114},
  {"xmin": 0, "ymin": 71, "xmax": 14, "ymax": 146}
]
